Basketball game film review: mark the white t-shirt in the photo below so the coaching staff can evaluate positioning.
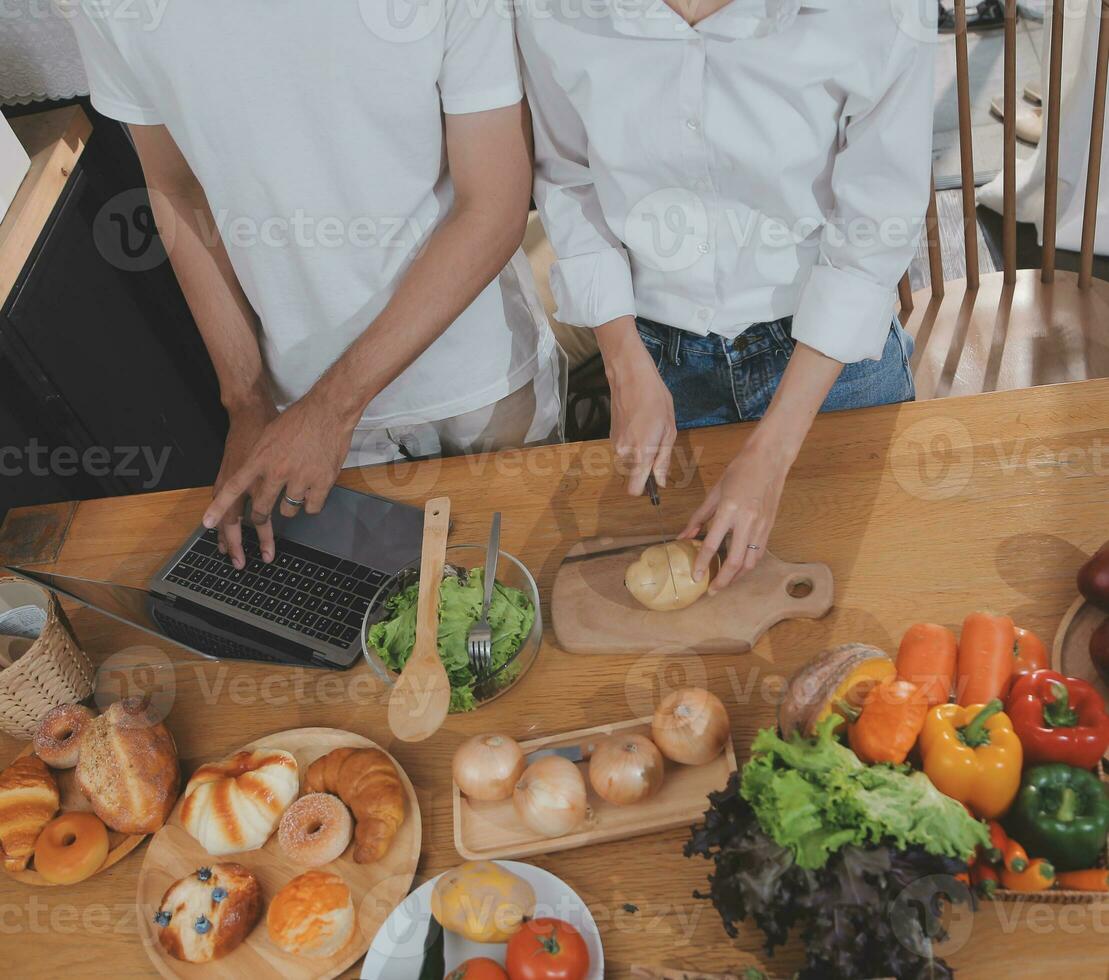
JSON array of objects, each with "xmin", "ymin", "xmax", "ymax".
[{"xmin": 64, "ymin": 0, "xmax": 553, "ymax": 428}]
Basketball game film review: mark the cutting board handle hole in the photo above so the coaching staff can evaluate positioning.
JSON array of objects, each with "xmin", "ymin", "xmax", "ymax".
[{"xmin": 786, "ymin": 577, "xmax": 813, "ymax": 599}]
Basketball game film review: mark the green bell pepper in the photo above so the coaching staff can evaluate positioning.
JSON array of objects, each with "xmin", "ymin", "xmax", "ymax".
[{"xmin": 1005, "ymin": 763, "xmax": 1109, "ymax": 872}]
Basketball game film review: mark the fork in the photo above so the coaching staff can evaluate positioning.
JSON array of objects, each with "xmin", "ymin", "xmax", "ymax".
[{"xmin": 467, "ymin": 511, "xmax": 501, "ymax": 677}]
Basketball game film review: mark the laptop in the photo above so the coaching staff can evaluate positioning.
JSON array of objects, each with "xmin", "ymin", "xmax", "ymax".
[{"xmin": 3, "ymin": 485, "xmax": 424, "ymax": 671}]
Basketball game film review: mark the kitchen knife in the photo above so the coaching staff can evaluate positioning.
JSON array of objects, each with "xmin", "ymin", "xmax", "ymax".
[
  {"xmin": 527, "ymin": 742, "xmax": 597, "ymax": 764},
  {"xmin": 645, "ymin": 473, "xmax": 680, "ymax": 601}
]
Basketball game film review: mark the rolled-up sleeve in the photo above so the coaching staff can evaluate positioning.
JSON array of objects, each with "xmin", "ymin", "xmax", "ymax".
[
  {"xmin": 516, "ymin": 15, "xmax": 636, "ymax": 328},
  {"xmin": 791, "ymin": 7, "xmax": 935, "ymax": 363}
]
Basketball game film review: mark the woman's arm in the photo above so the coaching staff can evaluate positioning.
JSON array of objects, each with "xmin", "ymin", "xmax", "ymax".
[{"xmin": 679, "ymin": 343, "xmax": 841, "ymax": 591}]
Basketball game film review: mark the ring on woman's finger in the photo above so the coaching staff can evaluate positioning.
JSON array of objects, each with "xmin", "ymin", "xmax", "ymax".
[
  {"xmin": 746, "ymin": 543, "xmax": 761, "ymax": 551},
  {"xmin": 283, "ymin": 494, "xmax": 305, "ymax": 508}
]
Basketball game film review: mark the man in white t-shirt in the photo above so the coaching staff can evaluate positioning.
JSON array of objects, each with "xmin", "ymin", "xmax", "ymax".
[{"xmin": 64, "ymin": 0, "xmax": 560, "ymax": 568}]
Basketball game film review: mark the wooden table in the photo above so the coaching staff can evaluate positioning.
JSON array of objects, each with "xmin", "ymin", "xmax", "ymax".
[{"xmin": 3, "ymin": 380, "xmax": 1109, "ymax": 979}]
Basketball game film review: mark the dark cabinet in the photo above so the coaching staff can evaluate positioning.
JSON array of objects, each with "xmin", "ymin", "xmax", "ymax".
[{"xmin": 0, "ymin": 106, "xmax": 227, "ymax": 520}]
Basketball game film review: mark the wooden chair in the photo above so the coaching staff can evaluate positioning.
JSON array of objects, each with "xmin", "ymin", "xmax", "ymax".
[{"xmin": 901, "ymin": 0, "xmax": 1109, "ymax": 398}]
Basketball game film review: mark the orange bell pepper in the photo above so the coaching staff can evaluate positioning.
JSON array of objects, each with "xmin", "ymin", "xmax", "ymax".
[{"xmin": 918, "ymin": 700, "xmax": 1023, "ymax": 820}]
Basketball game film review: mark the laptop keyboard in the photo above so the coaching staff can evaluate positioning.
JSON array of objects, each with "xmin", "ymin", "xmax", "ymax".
[{"xmin": 162, "ymin": 526, "xmax": 391, "ymax": 650}]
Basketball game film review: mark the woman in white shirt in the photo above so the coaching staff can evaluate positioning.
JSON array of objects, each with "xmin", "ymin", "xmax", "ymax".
[{"xmin": 517, "ymin": 0, "xmax": 935, "ymax": 591}]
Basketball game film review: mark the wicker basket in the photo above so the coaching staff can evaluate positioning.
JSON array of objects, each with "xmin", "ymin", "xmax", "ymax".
[{"xmin": 0, "ymin": 577, "xmax": 94, "ymax": 739}]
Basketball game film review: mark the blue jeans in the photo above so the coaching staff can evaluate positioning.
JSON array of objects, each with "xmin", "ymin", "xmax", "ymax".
[{"xmin": 635, "ymin": 316, "xmax": 915, "ymax": 429}]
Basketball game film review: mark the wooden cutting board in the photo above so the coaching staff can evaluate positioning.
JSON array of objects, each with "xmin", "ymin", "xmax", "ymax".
[
  {"xmin": 136, "ymin": 727, "xmax": 421, "ymax": 980},
  {"xmin": 551, "ymin": 535, "xmax": 833, "ymax": 655}
]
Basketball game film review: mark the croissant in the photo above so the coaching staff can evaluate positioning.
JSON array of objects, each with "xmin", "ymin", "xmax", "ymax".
[
  {"xmin": 0, "ymin": 754, "xmax": 59, "ymax": 871},
  {"xmin": 304, "ymin": 748, "xmax": 405, "ymax": 863},
  {"xmin": 181, "ymin": 749, "xmax": 299, "ymax": 855}
]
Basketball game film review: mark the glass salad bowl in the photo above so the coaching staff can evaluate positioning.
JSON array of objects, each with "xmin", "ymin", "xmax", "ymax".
[{"xmin": 360, "ymin": 544, "xmax": 542, "ymax": 712}]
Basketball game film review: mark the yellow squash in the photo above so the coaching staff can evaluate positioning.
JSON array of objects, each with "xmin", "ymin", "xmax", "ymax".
[{"xmin": 431, "ymin": 860, "xmax": 536, "ymax": 943}]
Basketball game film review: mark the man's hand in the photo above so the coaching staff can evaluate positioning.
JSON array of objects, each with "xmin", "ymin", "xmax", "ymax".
[
  {"xmin": 597, "ymin": 316, "xmax": 676, "ymax": 495},
  {"xmin": 678, "ymin": 430, "xmax": 795, "ymax": 594},
  {"xmin": 203, "ymin": 389, "xmax": 358, "ymax": 550},
  {"xmin": 213, "ymin": 398, "xmax": 278, "ymax": 568}
]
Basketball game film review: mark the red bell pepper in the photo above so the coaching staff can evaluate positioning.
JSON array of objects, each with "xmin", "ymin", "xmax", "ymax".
[{"xmin": 1006, "ymin": 669, "xmax": 1109, "ymax": 769}]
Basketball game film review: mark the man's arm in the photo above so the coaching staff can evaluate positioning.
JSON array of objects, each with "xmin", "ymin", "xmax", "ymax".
[
  {"xmin": 202, "ymin": 100, "xmax": 533, "ymax": 527},
  {"xmin": 129, "ymin": 124, "xmax": 279, "ymax": 566}
]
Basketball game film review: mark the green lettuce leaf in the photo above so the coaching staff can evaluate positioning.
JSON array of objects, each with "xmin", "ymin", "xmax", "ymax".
[
  {"xmin": 739, "ymin": 717, "xmax": 989, "ymax": 869},
  {"xmin": 366, "ymin": 567, "xmax": 535, "ymax": 713}
]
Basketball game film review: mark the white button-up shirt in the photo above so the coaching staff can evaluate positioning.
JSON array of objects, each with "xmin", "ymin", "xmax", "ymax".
[{"xmin": 517, "ymin": 0, "xmax": 936, "ymax": 362}]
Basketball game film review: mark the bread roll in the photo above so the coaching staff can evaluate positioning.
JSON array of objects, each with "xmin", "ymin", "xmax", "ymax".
[
  {"xmin": 625, "ymin": 540, "xmax": 713, "ymax": 611},
  {"xmin": 76, "ymin": 696, "xmax": 179, "ymax": 834},
  {"xmin": 266, "ymin": 870, "xmax": 354, "ymax": 958},
  {"xmin": 154, "ymin": 863, "xmax": 262, "ymax": 963},
  {"xmin": 180, "ymin": 749, "xmax": 298, "ymax": 855},
  {"xmin": 0, "ymin": 754, "xmax": 59, "ymax": 871}
]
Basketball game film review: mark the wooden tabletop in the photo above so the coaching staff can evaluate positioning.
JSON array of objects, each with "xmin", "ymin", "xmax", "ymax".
[{"xmin": 3, "ymin": 380, "xmax": 1109, "ymax": 979}]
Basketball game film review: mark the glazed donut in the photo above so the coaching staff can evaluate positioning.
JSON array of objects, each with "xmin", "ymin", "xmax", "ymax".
[
  {"xmin": 34, "ymin": 704, "xmax": 96, "ymax": 769},
  {"xmin": 278, "ymin": 793, "xmax": 353, "ymax": 867},
  {"xmin": 33, "ymin": 811, "xmax": 109, "ymax": 884}
]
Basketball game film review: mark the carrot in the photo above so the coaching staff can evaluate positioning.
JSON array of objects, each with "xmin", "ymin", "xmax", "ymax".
[
  {"xmin": 1011, "ymin": 627, "xmax": 1049, "ymax": 682},
  {"xmin": 971, "ymin": 860, "xmax": 1000, "ymax": 898},
  {"xmin": 1055, "ymin": 870, "xmax": 1109, "ymax": 892},
  {"xmin": 956, "ymin": 612, "xmax": 1015, "ymax": 705},
  {"xmin": 895, "ymin": 623, "xmax": 958, "ymax": 706},
  {"xmin": 1000, "ymin": 857, "xmax": 1055, "ymax": 892},
  {"xmin": 988, "ymin": 821, "xmax": 1027, "ymax": 872}
]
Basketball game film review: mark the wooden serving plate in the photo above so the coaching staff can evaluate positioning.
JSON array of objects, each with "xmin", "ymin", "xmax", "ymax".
[
  {"xmin": 551, "ymin": 535, "xmax": 833, "ymax": 655},
  {"xmin": 2, "ymin": 742, "xmax": 146, "ymax": 885},
  {"xmin": 136, "ymin": 727, "xmax": 421, "ymax": 980},
  {"xmin": 453, "ymin": 715, "xmax": 736, "ymax": 861},
  {"xmin": 1052, "ymin": 595, "xmax": 1109, "ymax": 721}
]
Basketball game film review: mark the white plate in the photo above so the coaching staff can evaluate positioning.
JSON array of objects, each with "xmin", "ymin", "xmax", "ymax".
[{"xmin": 360, "ymin": 860, "xmax": 604, "ymax": 979}]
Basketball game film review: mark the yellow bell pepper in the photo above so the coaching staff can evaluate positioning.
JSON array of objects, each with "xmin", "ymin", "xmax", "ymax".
[{"xmin": 919, "ymin": 699, "xmax": 1022, "ymax": 820}]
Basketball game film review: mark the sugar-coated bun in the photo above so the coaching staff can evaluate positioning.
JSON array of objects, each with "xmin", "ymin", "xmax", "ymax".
[
  {"xmin": 34, "ymin": 705, "xmax": 96, "ymax": 769},
  {"xmin": 267, "ymin": 870, "xmax": 354, "ymax": 958},
  {"xmin": 33, "ymin": 811, "xmax": 109, "ymax": 884},
  {"xmin": 154, "ymin": 864, "xmax": 263, "ymax": 963},
  {"xmin": 278, "ymin": 793, "xmax": 353, "ymax": 867},
  {"xmin": 625, "ymin": 540, "xmax": 714, "ymax": 611}
]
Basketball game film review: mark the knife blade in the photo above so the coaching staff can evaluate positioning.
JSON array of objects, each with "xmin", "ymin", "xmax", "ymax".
[
  {"xmin": 526, "ymin": 742, "xmax": 597, "ymax": 764},
  {"xmin": 645, "ymin": 473, "xmax": 680, "ymax": 602}
]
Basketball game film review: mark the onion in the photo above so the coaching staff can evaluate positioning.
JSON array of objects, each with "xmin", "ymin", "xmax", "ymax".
[
  {"xmin": 588, "ymin": 734, "xmax": 664, "ymax": 805},
  {"xmin": 651, "ymin": 687, "xmax": 730, "ymax": 765},
  {"xmin": 452, "ymin": 733, "xmax": 526, "ymax": 802},
  {"xmin": 513, "ymin": 756, "xmax": 587, "ymax": 837}
]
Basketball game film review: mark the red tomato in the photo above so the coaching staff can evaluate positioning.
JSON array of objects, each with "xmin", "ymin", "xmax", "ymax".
[
  {"xmin": 505, "ymin": 918, "xmax": 589, "ymax": 980},
  {"xmin": 446, "ymin": 958, "xmax": 509, "ymax": 980}
]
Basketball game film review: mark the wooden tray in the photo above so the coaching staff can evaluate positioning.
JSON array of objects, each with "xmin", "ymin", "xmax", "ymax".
[
  {"xmin": 453, "ymin": 715, "xmax": 736, "ymax": 860},
  {"xmin": 551, "ymin": 535, "xmax": 834, "ymax": 655},
  {"xmin": 2, "ymin": 742, "xmax": 146, "ymax": 885},
  {"xmin": 136, "ymin": 727, "xmax": 421, "ymax": 980}
]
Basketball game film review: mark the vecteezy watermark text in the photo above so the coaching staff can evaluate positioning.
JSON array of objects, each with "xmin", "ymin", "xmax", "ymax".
[{"xmin": 0, "ymin": 440, "xmax": 171, "ymax": 490}]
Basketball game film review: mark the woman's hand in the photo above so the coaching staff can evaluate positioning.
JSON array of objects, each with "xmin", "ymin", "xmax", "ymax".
[
  {"xmin": 597, "ymin": 316, "xmax": 676, "ymax": 495},
  {"xmin": 203, "ymin": 387, "xmax": 359, "ymax": 555},
  {"xmin": 678, "ymin": 339, "xmax": 845, "ymax": 593},
  {"xmin": 678, "ymin": 429, "xmax": 796, "ymax": 593}
]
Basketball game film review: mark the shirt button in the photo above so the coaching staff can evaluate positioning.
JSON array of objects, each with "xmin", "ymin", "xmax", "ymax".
[
  {"xmin": 686, "ymin": 118, "xmax": 700, "ymax": 132},
  {"xmin": 694, "ymin": 178, "xmax": 711, "ymax": 192},
  {"xmin": 697, "ymin": 241, "xmax": 710, "ymax": 254},
  {"xmin": 697, "ymin": 308, "xmax": 711, "ymax": 320}
]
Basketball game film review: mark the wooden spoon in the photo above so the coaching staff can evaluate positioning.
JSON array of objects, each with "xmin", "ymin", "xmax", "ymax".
[{"xmin": 388, "ymin": 496, "xmax": 452, "ymax": 742}]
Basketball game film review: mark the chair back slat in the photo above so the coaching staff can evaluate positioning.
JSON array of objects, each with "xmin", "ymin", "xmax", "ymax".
[
  {"xmin": 1080, "ymin": 0, "xmax": 1109, "ymax": 288},
  {"xmin": 926, "ymin": 175, "xmax": 945, "ymax": 298},
  {"xmin": 955, "ymin": 1, "xmax": 980, "ymax": 288},
  {"xmin": 898, "ymin": 271, "xmax": 914, "ymax": 315},
  {"xmin": 1002, "ymin": 3, "xmax": 1019, "ymax": 283},
  {"xmin": 1041, "ymin": 0, "xmax": 1067, "ymax": 281}
]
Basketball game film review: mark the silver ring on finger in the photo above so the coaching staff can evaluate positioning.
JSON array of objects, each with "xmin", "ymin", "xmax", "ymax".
[
  {"xmin": 283, "ymin": 494, "xmax": 305, "ymax": 509},
  {"xmin": 746, "ymin": 543, "xmax": 761, "ymax": 551}
]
